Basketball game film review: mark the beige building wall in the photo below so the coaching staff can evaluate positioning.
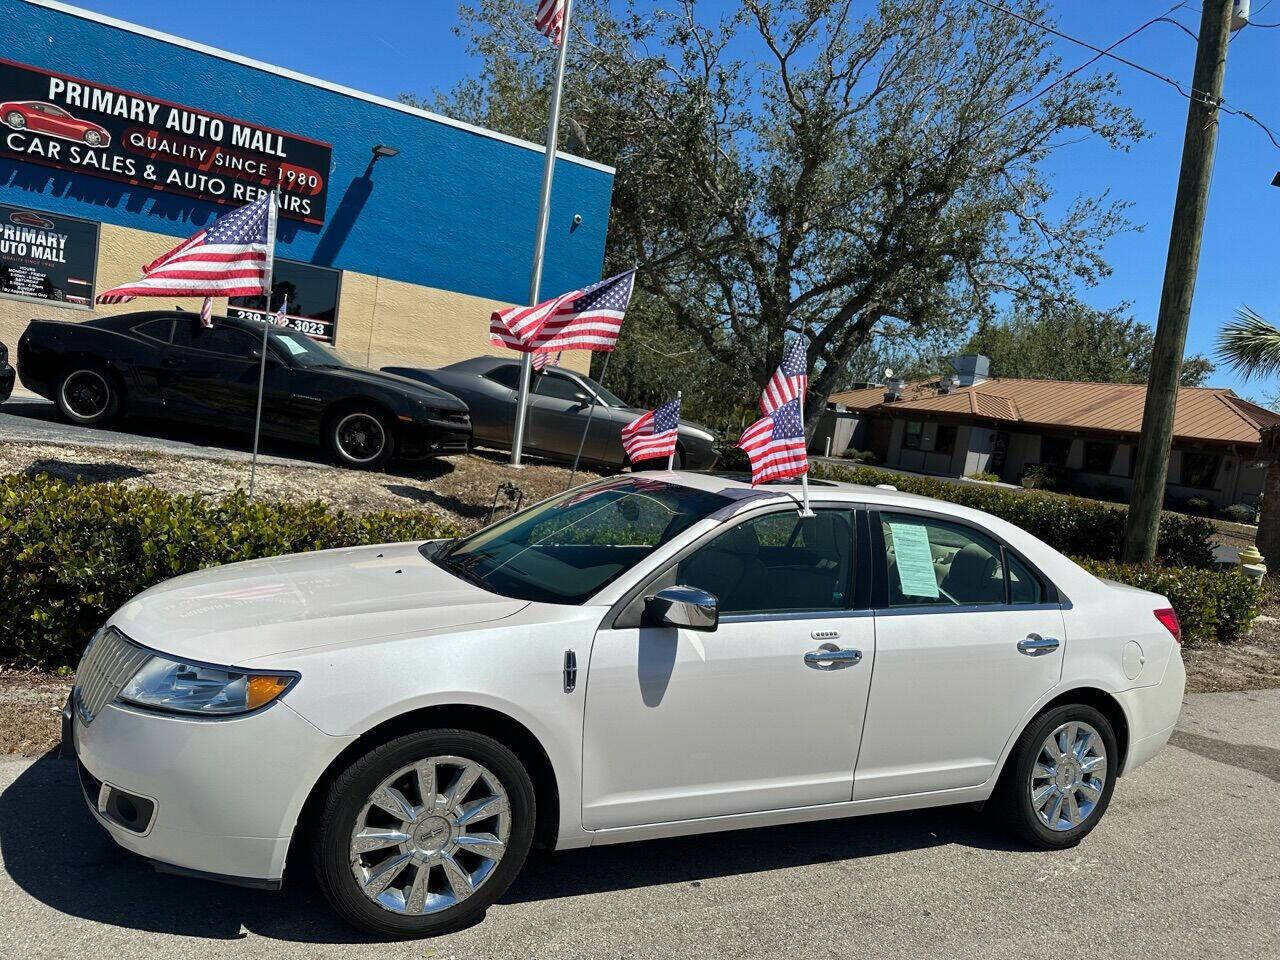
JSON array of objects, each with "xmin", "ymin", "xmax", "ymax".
[{"xmin": 0, "ymin": 221, "xmax": 588, "ymax": 377}]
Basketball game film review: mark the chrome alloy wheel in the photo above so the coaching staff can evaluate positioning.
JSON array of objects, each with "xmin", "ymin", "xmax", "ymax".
[
  {"xmin": 349, "ymin": 756, "xmax": 510, "ymax": 915},
  {"xmin": 1030, "ymin": 721, "xmax": 1108, "ymax": 832},
  {"xmin": 334, "ymin": 412, "xmax": 386, "ymax": 464},
  {"xmin": 61, "ymin": 370, "xmax": 110, "ymax": 420}
]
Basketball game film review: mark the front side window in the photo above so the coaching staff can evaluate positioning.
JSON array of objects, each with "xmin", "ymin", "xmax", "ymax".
[
  {"xmin": 676, "ymin": 509, "xmax": 855, "ymax": 615},
  {"xmin": 430, "ymin": 478, "xmax": 730, "ymax": 605},
  {"xmin": 535, "ymin": 372, "xmax": 588, "ymax": 402},
  {"xmin": 880, "ymin": 513, "xmax": 1005, "ymax": 607}
]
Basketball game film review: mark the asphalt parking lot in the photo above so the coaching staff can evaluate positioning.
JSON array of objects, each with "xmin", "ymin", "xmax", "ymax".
[{"xmin": 1, "ymin": 689, "xmax": 1277, "ymax": 960}]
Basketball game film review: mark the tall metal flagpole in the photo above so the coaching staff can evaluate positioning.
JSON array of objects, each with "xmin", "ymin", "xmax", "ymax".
[
  {"xmin": 248, "ymin": 187, "xmax": 280, "ymax": 500},
  {"xmin": 798, "ymin": 337, "xmax": 813, "ymax": 516},
  {"xmin": 667, "ymin": 390, "xmax": 681, "ymax": 470},
  {"xmin": 511, "ymin": 0, "xmax": 574, "ymax": 467}
]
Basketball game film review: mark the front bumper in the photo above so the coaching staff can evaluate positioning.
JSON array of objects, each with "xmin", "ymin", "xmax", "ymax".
[
  {"xmin": 397, "ymin": 412, "xmax": 472, "ymax": 460},
  {"xmin": 67, "ymin": 692, "xmax": 353, "ymax": 884}
]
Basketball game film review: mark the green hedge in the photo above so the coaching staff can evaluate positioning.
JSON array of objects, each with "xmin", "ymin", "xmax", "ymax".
[
  {"xmin": 1076, "ymin": 560, "xmax": 1260, "ymax": 647},
  {"xmin": 813, "ymin": 463, "xmax": 1216, "ymax": 569},
  {"xmin": 0, "ymin": 474, "xmax": 459, "ymax": 670}
]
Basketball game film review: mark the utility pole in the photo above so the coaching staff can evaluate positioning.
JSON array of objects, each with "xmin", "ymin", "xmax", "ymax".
[{"xmin": 1122, "ymin": 0, "xmax": 1235, "ymax": 563}]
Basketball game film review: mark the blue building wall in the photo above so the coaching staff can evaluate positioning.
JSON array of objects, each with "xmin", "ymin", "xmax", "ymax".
[{"xmin": 0, "ymin": 0, "xmax": 614, "ymax": 305}]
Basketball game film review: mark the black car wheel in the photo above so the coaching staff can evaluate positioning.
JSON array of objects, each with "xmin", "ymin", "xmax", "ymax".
[
  {"xmin": 55, "ymin": 367, "xmax": 118, "ymax": 425},
  {"xmin": 312, "ymin": 728, "xmax": 536, "ymax": 938},
  {"xmin": 992, "ymin": 703, "xmax": 1118, "ymax": 850},
  {"xmin": 6, "ymin": 111, "xmax": 24, "ymax": 129},
  {"xmin": 327, "ymin": 408, "xmax": 395, "ymax": 469}
]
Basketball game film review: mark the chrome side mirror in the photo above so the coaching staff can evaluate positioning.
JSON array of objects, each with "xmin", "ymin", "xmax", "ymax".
[{"xmin": 643, "ymin": 586, "xmax": 718, "ymax": 632}]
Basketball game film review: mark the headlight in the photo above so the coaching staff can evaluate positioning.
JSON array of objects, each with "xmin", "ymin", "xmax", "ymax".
[{"xmin": 118, "ymin": 654, "xmax": 297, "ymax": 716}]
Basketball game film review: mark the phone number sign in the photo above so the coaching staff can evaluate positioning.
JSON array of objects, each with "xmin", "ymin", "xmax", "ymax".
[{"xmin": 0, "ymin": 58, "xmax": 332, "ymax": 224}]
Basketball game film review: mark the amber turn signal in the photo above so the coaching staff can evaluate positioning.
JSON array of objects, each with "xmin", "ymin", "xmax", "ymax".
[{"xmin": 246, "ymin": 674, "xmax": 293, "ymax": 710}]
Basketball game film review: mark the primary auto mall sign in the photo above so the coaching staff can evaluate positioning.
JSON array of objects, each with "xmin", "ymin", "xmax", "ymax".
[{"xmin": 0, "ymin": 58, "xmax": 332, "ymax": 225}]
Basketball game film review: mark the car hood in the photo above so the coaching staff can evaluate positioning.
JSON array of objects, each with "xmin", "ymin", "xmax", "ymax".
[
  {"xmin": 322, "ymin": 365, "xmax": 468, "ymax": 412},
  {"xmin": 109, "ymin": 542, "xmax": 527, "ymax": 665}
]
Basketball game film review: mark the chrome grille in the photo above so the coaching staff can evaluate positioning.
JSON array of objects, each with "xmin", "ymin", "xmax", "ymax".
[{"xmin": 74, "ymin": 628, "xmax": 150, "ymax": 724}]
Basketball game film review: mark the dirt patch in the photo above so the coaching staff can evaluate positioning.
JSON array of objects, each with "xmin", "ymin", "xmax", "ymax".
[
  {"xmin": 0, "ymin": 439, "xmax": 602, "ymax": 530},
  {"xmin": 1184, "ymin": 577, "xmax": 1280, "ymax": 694},
  {"xmin": 0, "ymin": 669, "xmax": 71, "ymax": 757}
]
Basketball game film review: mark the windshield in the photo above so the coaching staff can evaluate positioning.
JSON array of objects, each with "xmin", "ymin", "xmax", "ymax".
[
  {"xmin": 267, "ymin": 327, "xmax": 345, "ymax": 367},
  {"xmin": 427, "ymin": 478, "xmax": 730, "ymax": 604}
]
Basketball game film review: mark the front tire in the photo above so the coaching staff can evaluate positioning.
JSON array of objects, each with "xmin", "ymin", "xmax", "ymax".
[
  {"xmin": 6, "ymin": 111, "xmax": 24, "ymax": 129},
  {"xmin": 312, "ymin": 728, "xmax": 536, "ymax": 939},
  {"xmin": 55, "ymin": 366, "xmax": 119, "ymax": 425},
  {"xmin": 326, "ymin": 407, "xmax": 395, "ymax": 470},
  {"xmin": 994, "ymin": 703, "xmax": 1117, "ymax": 849}
]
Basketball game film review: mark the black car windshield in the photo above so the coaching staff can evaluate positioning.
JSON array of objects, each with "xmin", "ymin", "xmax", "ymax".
[
  {"xmin": 267, "ymin": 327, "xmax": 344, "ymax": 367},
  {"xmin": 427, "ymin": 478, "xmax": 730, "ymax": 604}
]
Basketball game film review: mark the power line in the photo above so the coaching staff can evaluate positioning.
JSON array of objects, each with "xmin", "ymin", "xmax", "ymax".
[{"xmin": 972, "ymin": 0, "xmax": 1280, "ymax": 151}]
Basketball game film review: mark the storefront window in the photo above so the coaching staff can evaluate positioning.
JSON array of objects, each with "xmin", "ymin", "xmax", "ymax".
[
  {"xmin": 1040, "ymin": 435, "xmax": 1072, "ymax": 468},
  {"xmin": 1180, "ymin": 451, "xmax": 1222, "ymax": 490},
  {"xmin": 903, "ymin": 421, "xmax": 923, "ymax": 450},
  {"xmin": 934, "ymin": 423, "xmax": 958, "ymax": 456},
  {"xmin": 1083, "ymin": 440, "xmax": 1116, "ymax": 474},
  {"xmin": 229, "ymin": 258, "xmax": 341, "ymax": 344}
]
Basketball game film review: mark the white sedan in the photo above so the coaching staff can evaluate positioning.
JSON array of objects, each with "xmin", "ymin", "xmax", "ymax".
[{"xmin": 64, "ymin": 472, "xmax": 1185, "ymax": 937}]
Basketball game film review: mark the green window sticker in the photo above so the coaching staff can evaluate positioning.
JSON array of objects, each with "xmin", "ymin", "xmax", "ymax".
[{"xmin": 887, "ymin": 521, "xmax": 939, "ymax": 599}]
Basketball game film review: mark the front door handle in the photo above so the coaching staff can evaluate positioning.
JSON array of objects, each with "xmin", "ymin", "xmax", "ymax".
[
  {"xmin": 804, "ymin": 646, "xmax": 862, "ymax": 669},
  {"xmin": 1017, "ymin": 633, "xmax": 1060, "ymax": 657}
]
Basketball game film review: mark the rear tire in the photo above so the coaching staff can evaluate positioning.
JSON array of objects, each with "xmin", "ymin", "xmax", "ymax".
[
  {"xmin": 326, "ymin": 407, "xmax": 395, "ymax": 470},
  {"xmin": 312, "ymin": 728, "xmax": 536, "ymax": 939},
  {"xmin": 994, "ymin": 703, "xmax": 1117, "ymax": 850},
  {"xmin": 55, "ymin": 366, "xmax": 119, "ymax": 425}
]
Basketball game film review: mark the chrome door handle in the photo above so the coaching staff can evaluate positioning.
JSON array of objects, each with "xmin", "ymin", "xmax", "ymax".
[
  {"xmin": 1017, "ymin": 633, "xmax": 1060, "ymax": 657},
  {"xmin": 804, "ymin": 647, "xmax": 862, "ymax": 669}
]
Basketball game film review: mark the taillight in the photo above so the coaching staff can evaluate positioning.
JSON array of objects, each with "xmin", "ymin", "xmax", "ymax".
[{"xmin": 1154, "ymin": 607, "xmax": 1181, "ymax": 644}]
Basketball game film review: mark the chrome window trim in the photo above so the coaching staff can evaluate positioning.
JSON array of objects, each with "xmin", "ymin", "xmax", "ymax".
[{"xmin": 719, "ymin": 608, "xmax": 875, "ymax": 625}]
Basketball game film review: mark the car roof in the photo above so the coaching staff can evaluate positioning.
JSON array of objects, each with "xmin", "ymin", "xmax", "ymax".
[
  {"xmin": 655, "ymin": 469, "xmax": 979, "ymax": 514},
  {"xmin": 85, "ymin": 310, "xmax": 257, "ymax": 334}
]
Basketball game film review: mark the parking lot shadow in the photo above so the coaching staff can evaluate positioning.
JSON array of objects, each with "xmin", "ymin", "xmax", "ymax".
[
  {"xmin": 1, "ymin": 753, "xmax": 1021, "ymax": 942},
  {"xmin": 25, "ymin": 457, "xmax": 151, "ymax": 484}
]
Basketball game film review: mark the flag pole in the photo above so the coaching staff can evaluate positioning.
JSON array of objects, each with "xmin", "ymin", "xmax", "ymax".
[
  {"xmin": 567, "ymin": 347, "xmax": 609, "ymax": 489},
  {"xmin": 798, "ymin": 338, "xmax": 813, "ymax": 517},
  {"xmin": 248, "ymin": 186, "xmax": 280, "ymax": 500},
  {"xmin": 667, "ymin": 390, "xmax": 681, "ymax": 470},
  {"xmin": 512, "ymin": 0, "xmax": 574, "ymax": 467}
]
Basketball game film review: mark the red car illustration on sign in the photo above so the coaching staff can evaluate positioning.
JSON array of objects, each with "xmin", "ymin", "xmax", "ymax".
[{"xmin": 1, "ymin": 100, "xmax": 110, "ymax": 147}]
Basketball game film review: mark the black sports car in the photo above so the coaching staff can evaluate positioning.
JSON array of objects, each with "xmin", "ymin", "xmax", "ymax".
[
  {"xmin": 385, "ymin": 355, "xmax": 719, "ymax": 470},
  {"xmin": 0, "ymin": 340, "xmax": 13, "ymax": 402},
  {"xmin": 17, "ymin": 311, "xmax": 471, "ymax": 468}
]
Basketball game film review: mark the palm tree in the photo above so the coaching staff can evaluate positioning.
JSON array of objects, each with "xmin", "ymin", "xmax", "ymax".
[{"xmin": 1217, "ymin": 307, "xmax": 1280, "ymax": 567}]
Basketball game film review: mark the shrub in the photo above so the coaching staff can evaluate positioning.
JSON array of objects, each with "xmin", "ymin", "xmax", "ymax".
[
  {"xmin": 1183, "ymin": 496, "xmax": 1212, "ymax": 515},
  {"xmin": 813, "ymin": 463, "xmax": 1216, "ymax": 568},
  {"xmin": 0, "ymin": 474, "xmax": 459, "ymax": 670},
  {"xmin": 1021, "ymin": 463, "xmax": 1066, "ymax": 491},
  {"xmin": 966, "ymin": 471, "xmax": 1001, "ymax": 483},
  {"xmin": 841, "ymin": 448, "xmax": 879, "ymax": 464},
  {"xmin": 1221, "ymin": 503, "xmax": 1258, "ymax": 525},
  {"xmin": 1076, "ymin": 560, "xmax": 1260, "ymax": 647}
]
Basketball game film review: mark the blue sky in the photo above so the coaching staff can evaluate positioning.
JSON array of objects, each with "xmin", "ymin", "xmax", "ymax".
[{"xmin": 66, "ymin": 0, "xmax": 1280, "ymax": 399}]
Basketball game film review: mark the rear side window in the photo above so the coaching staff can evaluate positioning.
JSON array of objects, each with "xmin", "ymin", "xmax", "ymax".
[
  {"xmin": 172, "ymin": 321, "xmax": 259, "ymax": 359},
  {"xmin": 879, "ymin": 513, "xmax": 1005, "ymax": 607},
  {"xmin": 485, "ymin": 365, "xmax": 522, "ymax": 390}
]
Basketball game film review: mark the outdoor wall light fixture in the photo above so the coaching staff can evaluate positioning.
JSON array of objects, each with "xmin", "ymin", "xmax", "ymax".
[{"xmin": 371, "ymin": 144, "xmax": 400, "ymax": 160}]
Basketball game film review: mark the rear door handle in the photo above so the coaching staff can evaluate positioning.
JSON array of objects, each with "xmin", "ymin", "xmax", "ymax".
[
  {"xmin": 804, "ymin": 647, "xmax": 862, "ymax": 669},
  {"xmin": 1017, "ymin": 633, "xmax": 1060, "ymax": 657}
]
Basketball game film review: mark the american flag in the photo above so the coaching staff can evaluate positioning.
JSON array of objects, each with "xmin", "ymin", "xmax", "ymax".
[
  {"xmin": 532, "ymin": 350, "xmax": 561, "ymax": 372},
  {"xmin": 738, "ymin": 398, "xmax": 809, "ymax": 486},
  {"xmin": 97, "ymin": 192, "xmax": 277, "ymax": 305},
  {"xmin": 761, "ymin": 337, "xmax": 808, "ymax": 414},
  {"xmin": 273, "ymin": 295, "xmax": 289, "ymax": 326},
  {"xmin": 199, "ymin": 296, "xmax": 213, "ymax": 328},
  {"xmin": 621, "ymin": 395, "xmax": 681, "ymax": 465},
  {"xmin": 535, "ymin": 0, "xmax": 565, "ymax": 43},
  {"xmin": 490, "ymin": 268, "xmax": 634, "ymax": 354}
]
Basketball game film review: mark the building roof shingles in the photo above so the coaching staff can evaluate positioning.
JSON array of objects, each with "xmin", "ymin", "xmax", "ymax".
[{"xmin": 828, "ymin": 377, "xmax": 1279, "ymax": 447}]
